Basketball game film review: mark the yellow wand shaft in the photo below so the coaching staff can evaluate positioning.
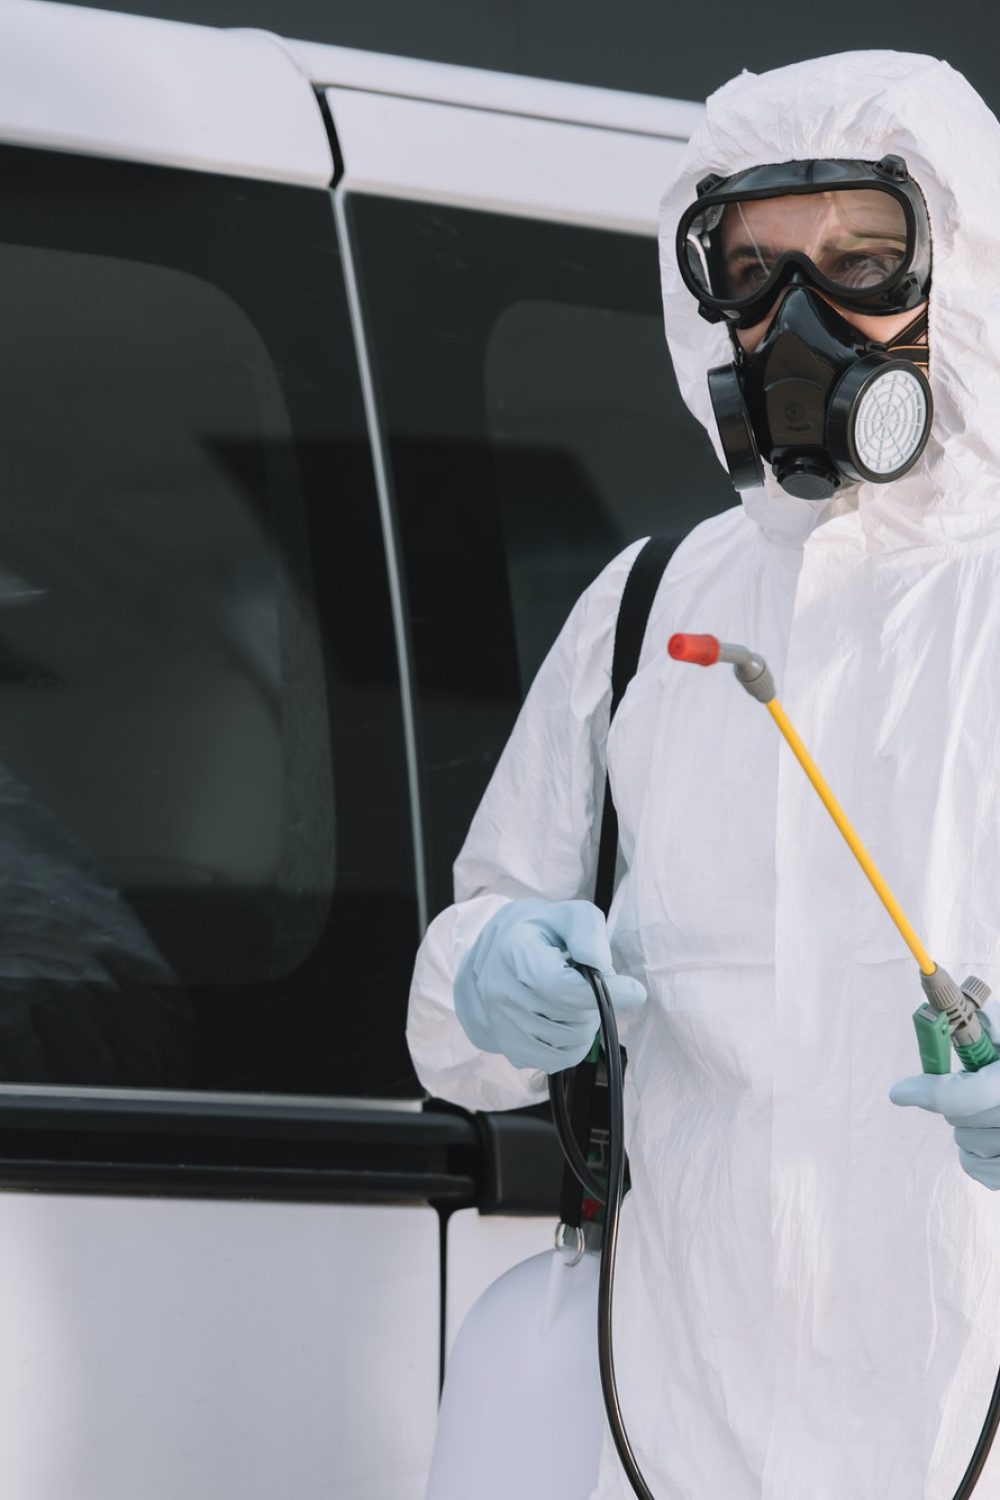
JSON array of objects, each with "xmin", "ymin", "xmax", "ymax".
[{"xmin": 766, "ymin": 697, "xmax": 935, "ymax": 976}]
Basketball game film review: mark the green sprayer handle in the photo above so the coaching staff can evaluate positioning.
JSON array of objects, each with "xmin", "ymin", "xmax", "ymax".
[{"xmin": 912, "ymin": 966, "xmax": 998, "ymax": 1074}]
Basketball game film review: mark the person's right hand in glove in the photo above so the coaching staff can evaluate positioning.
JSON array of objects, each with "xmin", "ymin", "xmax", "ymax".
[{"xmin": 453, "ymin": 897, "xmax": 647, "ymax": 1073}]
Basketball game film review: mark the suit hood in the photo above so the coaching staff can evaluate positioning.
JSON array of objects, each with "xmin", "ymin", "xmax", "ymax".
[{"xmin": 659, "ymin": 51, "xmax": 1000, "ymax": 551}]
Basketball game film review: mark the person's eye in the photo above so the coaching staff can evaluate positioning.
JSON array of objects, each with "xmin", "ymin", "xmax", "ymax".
[
  {"xmin": 829, "ymin": 250, "xmax": 903, "ymax": 288},
  {"xmin": 728, "ymin": 260, "xmax": 771, "ymax": 294}
]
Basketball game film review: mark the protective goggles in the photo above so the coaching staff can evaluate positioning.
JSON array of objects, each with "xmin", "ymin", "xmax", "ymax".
[{"xmin": 676, "ymin": 156, "xmax": 931, "ymax": 329}]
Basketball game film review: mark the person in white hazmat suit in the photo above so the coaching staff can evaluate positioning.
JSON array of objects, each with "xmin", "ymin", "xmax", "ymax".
[{"xmin": 407, "ymin": 48, "xmax": 1000, "ymax": 1500}]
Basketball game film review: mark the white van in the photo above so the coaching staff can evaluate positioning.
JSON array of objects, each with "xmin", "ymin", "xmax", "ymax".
[{"xmin": 0, "ymin": 5, "xmax": 729, "ymax": 1495}]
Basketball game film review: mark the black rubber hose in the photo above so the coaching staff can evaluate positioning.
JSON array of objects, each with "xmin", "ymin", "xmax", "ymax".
[
  {"xmin": 559, "ymin": 962, "xmax": 1000, "ymax": 1500},
  {"xmin": 573, "ymin": 962, "xmax": 654, "ymax": 1500},
  {"xmin": 548, "ymin": 1067, "xmax": 607, "ymax": 1205},
  {"xmin": 954, "ymin": 1360, "xmax": 1000, "ymax": 1499}
]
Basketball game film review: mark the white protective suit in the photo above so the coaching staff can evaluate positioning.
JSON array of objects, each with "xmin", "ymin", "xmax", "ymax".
[{"xmin": 407, "ymin": 50, "xmax": 1000, "ymax": 1500}]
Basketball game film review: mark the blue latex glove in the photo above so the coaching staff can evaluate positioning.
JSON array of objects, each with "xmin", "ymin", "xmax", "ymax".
[
  {"xmin": 454, "ymin": 897, "xmax": 647, "ymax": 1073},
  {"xmin": 889, "ymin": 1000, "xmax": 1000, "ymax": 1189}
]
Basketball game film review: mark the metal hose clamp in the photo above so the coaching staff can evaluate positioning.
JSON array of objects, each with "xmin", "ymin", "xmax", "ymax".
[{"xmin": 554, "ymin": 1220, "xmax": 586, "ymax": 1267}]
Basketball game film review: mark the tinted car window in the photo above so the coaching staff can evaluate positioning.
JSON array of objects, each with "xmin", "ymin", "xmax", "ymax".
[
  {"xmin": 348, "ymin": 197, "xmax": 733, "ymax": 915},
  {"xmin": 0, "ymin": 145, "xmax": 419, "ymax": 1097}
]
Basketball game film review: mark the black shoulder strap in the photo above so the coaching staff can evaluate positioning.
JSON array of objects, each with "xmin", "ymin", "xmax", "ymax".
[
  {"xmin": 558, "ymin": 535, "xmax": 675, "ymax": 1233},
  {"xmin": 593, "ymin": 535, "xmax": 677, "ymax": 917}
]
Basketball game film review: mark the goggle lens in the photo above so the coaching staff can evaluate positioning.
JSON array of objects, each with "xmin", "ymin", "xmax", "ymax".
[{"xmin": 684, "ymin": 188, "xmax": 910, "ymax": 305}]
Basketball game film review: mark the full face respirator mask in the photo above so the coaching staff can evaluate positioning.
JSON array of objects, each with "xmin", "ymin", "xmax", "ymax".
[{"xmin": 675, "ymin": 156, "xmax": 933, "ymax": 500}]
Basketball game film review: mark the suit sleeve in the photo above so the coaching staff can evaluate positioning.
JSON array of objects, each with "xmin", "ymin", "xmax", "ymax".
[{"xmin": 405, "ymin": 540, "xmax": 647, "ymax": 1111}]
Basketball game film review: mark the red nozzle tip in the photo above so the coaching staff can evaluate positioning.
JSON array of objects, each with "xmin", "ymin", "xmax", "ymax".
[{"xmin": 668, "ymin": 633, "xmax": 720, "ymax": 667}]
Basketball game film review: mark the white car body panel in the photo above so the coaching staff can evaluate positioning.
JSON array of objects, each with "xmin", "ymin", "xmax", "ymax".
[
  {"xmin": 327, "ymin": 85, "xmax": 687, "ymax": 233},
  {"xmin": 0, "ymin": 1194, "xmax": 439, "ymax": 1500},
  {"xmin": 285, "ymin": 34, "xmax": 702, "ymax": 139},
  {"xmin": 0, "ymin": 0, "xmax": 333, "ymax": 184}
]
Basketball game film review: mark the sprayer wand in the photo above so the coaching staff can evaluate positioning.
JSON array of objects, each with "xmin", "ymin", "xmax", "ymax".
[{"xmin": 668, "ymin": 633, "xmax": 996, "ymax": 1076}]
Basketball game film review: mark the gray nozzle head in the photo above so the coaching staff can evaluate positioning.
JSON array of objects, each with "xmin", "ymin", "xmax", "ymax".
[
  {"xmin": 921, "ymin": 964, "xmax": 988, "ymax": 1051},
  {"xmin": 716, "ymin": 642, "xmax": 776, "ymax": 704},
  {"xmin": 962, "ymin": 975, "xmax": 992, "ymax": 1009}
]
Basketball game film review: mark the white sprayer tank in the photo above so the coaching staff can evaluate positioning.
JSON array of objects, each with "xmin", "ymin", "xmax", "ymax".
[{"xmin": 425, "ymin": 1247, "xmax": 605, "ymax": 1498}]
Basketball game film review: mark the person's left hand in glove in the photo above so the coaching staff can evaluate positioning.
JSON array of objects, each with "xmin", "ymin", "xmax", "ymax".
[{"xmin": 890, "ymin": 999, "xmax": 1000, "ymax": 1189}]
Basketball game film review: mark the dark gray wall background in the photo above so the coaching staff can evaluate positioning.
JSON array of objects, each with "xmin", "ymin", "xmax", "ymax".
[{"xmin": 67, "ymin": 0, "xmax": 1000, "ymax": 115}]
